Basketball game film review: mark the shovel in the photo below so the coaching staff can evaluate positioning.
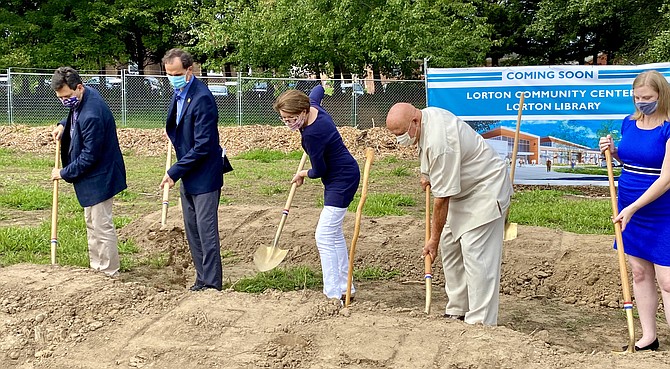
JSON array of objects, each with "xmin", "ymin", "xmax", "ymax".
[
  {"xmin": 161, "ymin": 139, "xmax": 172, "ymax": 227},
  {"xmin": 345, "ymin": 147, "xmax": 375, "ymax": 307},
  {"xmin": 254, "ymin": 151, "xmax": 309, "ymax": 272},
  {"xmin": 424, "ymin": 184, "xmax": 432, "ymax": 314},
  {"xmin": 504, "ymin": 93, "xmax": 525, "ymax": 241},
  {"xmin": 50, "ymin": 140, "xmax": 61, "ymax": 265},
  {"xmin": 605, "ymin": 148, "xmax": 636, "ymax": 354}
]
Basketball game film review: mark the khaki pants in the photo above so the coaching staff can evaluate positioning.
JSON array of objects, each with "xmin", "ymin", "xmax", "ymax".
[
  {"xmin": 83, "ymin": 198, "xmax": 120, "ymax": 276},
  {"xmin": 440, "ymin": 215, "xmax": 505, "ymax": 325}
]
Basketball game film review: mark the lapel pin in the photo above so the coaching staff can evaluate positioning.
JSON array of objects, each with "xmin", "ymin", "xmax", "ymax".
[{"xmin": 187, "ymin": 98, "xmax": 191, "ymax": 104}]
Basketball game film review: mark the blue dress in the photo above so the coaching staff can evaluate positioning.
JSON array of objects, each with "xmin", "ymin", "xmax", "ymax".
[
  {"xmin": 300, "ymin": 85, "xmax": 360, "ymax": 208},
  {"xmin": 616, "ymin": 115, "xmax": 670, "ymax": 266}
]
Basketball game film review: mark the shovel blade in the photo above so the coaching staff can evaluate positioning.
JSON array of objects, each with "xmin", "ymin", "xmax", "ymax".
[
  {"xmin": 504, "ymin": 222, "xmax": 517, "ymax": 241},
  {"xmin": 253, "ymin": 246, "xmax": 289, "ymax": 272}
]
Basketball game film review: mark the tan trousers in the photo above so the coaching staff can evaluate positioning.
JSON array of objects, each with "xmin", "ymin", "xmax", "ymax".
[
  {"xmin": 83, "ymin": 198, "xmax": 120, "ymax": 276},
  {"xmin": 440, "ymin": 215, "xmax": 505, "ymax": 325}
]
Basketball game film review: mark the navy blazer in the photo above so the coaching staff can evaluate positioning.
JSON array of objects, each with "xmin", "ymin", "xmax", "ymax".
[
  {"xmin": 166, "ymin": 77, "xmax": 223, "ymax": 195},
  {"xmin": 60, "ymin": 86, "xmax": 127, "ymax": 207}
]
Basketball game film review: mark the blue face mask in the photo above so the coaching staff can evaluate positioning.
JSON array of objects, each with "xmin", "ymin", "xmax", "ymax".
[
  {"xmin": 635, "ymin": 101, "xmax": 658, "ymax": 116},
  {"xmin": 61, "ymin": 96, "xmax": 79, "ymax": 109},
  {"xmin": 168, "ymin": 75, "xmax": 188, "ymax": 90}
]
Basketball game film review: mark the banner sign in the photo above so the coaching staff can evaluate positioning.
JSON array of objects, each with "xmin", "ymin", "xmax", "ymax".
[{"xmin": 426, "ymin": 63, "xmax": 670, "ymax": 120}]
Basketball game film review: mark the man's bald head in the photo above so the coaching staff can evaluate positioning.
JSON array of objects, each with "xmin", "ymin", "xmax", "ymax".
[{"xmin": 386, "ymin": 103, "xmax": 418, "ymax": 135}]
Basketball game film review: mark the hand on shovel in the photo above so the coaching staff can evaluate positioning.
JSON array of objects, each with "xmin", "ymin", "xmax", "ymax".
[
  {"xmin": 291, "ymin": 170, "xmax": 308, "ymax": 187},
  {"xmin": 159, "ymin": 173, "xmax": 175, "ymax": 190},
  {"xmin": 422, "ymin": 238, "xmax": 439, "ymax": 263}
]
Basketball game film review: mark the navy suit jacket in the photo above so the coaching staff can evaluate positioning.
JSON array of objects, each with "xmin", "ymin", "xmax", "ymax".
[
  {"xmin": 60, "ymin": 86, "xmax": 127, "ymax": 207},
  {"xmin": 166, "ymin": 77, "xmax": 223, "ymax": 195}
]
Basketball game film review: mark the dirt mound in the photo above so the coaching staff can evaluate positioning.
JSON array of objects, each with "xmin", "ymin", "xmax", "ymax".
[
  {"xmin": 118, "ymin": 205, "xmax": 628, "ymax": 311},
  {"xmin": 0, "ymin": 125, "xmax": 415, "ymax": 160},
  {"xmin": 2, "ymin": 264, "xmax": 670, "ymax": 369}
]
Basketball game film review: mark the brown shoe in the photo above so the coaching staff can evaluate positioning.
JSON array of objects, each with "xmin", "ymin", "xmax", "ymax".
[{"xmin": 443, "ymin": 314, "xmax": 465, "ymax": 321}]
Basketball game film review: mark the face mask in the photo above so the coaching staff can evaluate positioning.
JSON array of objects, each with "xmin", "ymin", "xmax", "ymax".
[
  {"xmin": 635, "ymin": 101, "xmax": 658, "ymax": 116},
  {"xmin": 285, "ymin": 114, "xmax": 305, "ymax": 131},
  {"xmin": 396, "ymin": 125, "xmax": 416, "ymax": 146},
  {"xmin": 168, "ymin": 75, "xmax": 188, "ymax": 90},
  {"xmin": 61, "ymin": 96, "xmax": 79, "ymax": 109}
]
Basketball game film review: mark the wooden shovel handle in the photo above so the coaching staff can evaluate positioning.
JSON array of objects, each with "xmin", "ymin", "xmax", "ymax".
[
  {"xmin": 272, "ymin": 152, "xmax": 309, "ymax": 247},
  {"xmin": 161, "ymin": 139, "xmax": 172, "ymax": 226},
  {"xmin": 604, "ymin": 148, "xmax": 635, "ymax": 352},
  {"xmin": 345, "ymin": 148, "xmax": 375, "ymax": 307},
  {"xmin": 508, "ymin": 93, "xmax": 525, "ymax": 184},
  {"xmin": 50, "ymin": 140, "xmax": 61, "ymax": 265},
  {"xmin": 424, "ymin": 184, "xmax": 432, "ymax": 314}
]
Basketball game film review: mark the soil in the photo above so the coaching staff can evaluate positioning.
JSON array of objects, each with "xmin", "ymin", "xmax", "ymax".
[{"xmin": 1, "ymin": 125, "xmax": 670, "ymax": 368}]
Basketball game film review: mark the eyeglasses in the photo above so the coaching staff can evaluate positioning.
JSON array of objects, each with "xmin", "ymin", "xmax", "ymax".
[{"xmin": 280, "ymin": 114, "xmax": 300, "ymax": 123}]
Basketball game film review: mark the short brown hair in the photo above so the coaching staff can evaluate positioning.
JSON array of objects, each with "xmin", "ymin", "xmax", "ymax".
[
  {"xmin": 632, "ymin": 70, "xmax": 670, "ymax": 120},
  {"xmin": 50, "ymin": 67, "xmax": 82, "ymax": 91},
  {"xmin": 273, "ymin": 90, "xmax": 310, "ymax": 115},
  {"xmin": 162, "ymin": 48, "xmax": 194, "ymax": 69}
]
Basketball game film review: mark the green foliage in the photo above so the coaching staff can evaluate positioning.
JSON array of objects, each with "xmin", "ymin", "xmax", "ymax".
[
  {"xmin": 389, "ymin": 166, "xmax": 412, "ymax": 177},
  {"xmin": 0, "ymin": 185, "xmax": 52, "ymax": 210},
  {"xmin": 225, "ymin": 266, "xmax": 322, "ymax": 293},
  {"xmin": 344, "ymin": 193, "xmax": 416, "ymax": 216},
  {"xmin": 235, "ymin": 149, "xmax": 299, "ymax": 163},
  {"xmin": 554, "ymin": 167, "xmax": 621, "ymax": 176},
  {"xmin": 509, "ymin": 190, "xmax": 614, "ymax": 234}
]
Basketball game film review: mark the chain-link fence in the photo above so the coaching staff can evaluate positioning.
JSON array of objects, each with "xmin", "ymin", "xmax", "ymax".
[{"xmin": 0, "ymin": 70, "xmax": 425, "ymax": 129}]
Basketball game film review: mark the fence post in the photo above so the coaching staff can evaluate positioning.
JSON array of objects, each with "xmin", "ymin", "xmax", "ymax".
[
  {"xmin": 7, "ymin": 68, "xmax": 13, "ymax": 125},
  {"xmin": 121, "ymin": 69, "xmax": 127, "ymax": 126},
  {"xmin": 351, "ymin": 76, "xmax": 358, "ymax": 128},
  {"xmin": 237, "ymin": 71, "xmax": 242, "ymax": 126}
]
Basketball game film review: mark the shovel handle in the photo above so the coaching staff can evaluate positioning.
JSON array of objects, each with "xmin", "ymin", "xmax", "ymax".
[
  {"xmin": 345, "ymin": 148, "xmax": 375, "ymax": 307},
  {"xmin": 424, "ymin": 185, "xmax": 432, "ymax": 313},
  {"xmin": 508, "ymin": 93, "xmax": 524, "ymax": 184},
  {"xmin": 161, "ymin": 139, "xmax": 172, "ymax": 226},
  {"xmin": 272, "ymin": 152, "xmax": 309, "ymax": 247},
  {"xmin": 605, "ymin": 148, "xmax": 635, "ymax": 352},
  {"xmin": 50, "ymin": 140, "xmax": 61, "ymax": 265}
]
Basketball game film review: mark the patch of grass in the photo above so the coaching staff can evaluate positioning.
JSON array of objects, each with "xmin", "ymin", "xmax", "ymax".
[
  {"xmin": 510, "ymin": 190, "xmax": 613, "ymax": 234},
  {"xmin": 379, "ymin": 155, "xmax": 399, "ymax": 164},
  {"xmin": 225, "ymin": 266, "xmax": 322, "ymax": 293},
  {"xmin": 389, "ymin": 166, "xmax": 412, "ymax": 177},
  {"xmin": 114, "ymin": 216, "xmax": 133, "ymax": 229},
  {"xmin": 235, "ymin": 149, "xmax": 296, "ymax": 163},
  {"xmin": 260, "ymin": 185, "xmax": 286, "ymax": 196},
  {"xmin": 554, "ymin": 166, "xmax": 622, "ymax": 176},
  {"xmin": 354, "ymin": 267, "xmax": 401, "ymax": 281},
  {"xmin": 347, "ymin": 193, "xmax": 416, "ymax": 216},
  {"xmin": 0, "ymin": 148, "xmax": 52, "ymax": 169},
  {"xmin": 219, "ymin": 196, "xmax": 233, "ymax": 205},
  {"xmin": 0, "ymin": 185, "xmax": 52, "ymax": 210},
  {"xmin": 116, "ymin": 189, "xmax": 138, "ymax": 202}
]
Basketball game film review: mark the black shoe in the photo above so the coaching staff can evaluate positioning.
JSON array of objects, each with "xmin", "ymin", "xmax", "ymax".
[
  {"xmin": 443, "ymin": 314, "xmax": 465, "ymax": 321},
  {"xmin": 622, "ymin": 338, "xmax": 659, "ymax": 352},
  {"xmin": 341, "ymin": 295, "xmax": 355, "ymax": 303},
  {"xmin": 189, "ymin": 284, "xmax": 205, "ymax": 291}
]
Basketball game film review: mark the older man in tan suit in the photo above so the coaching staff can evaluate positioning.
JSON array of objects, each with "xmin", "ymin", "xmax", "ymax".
[{"xmin": 386, "ymin": 103, "xmax": 513, "ymax": 325}]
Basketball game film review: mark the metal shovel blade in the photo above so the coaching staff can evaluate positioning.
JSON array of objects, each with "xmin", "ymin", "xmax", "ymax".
[
  {"xmin": 253, "ymin": 245, "xmax": 289, "ymax": 272},
  {"xmin": 504, "ymin": 222, "xmax": 517, "ymax": 241}
]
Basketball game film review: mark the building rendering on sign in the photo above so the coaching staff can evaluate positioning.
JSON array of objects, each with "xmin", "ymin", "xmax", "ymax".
[{"xmin": 481, "ymin": 126, "xmax": 601, "ymax": 165}]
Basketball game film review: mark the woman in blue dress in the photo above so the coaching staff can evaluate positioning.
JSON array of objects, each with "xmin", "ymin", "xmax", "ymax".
[
  {"xmin": 599, "ymin": 70, "xmax": 670, "ymax": 351},
  {"xmin": 273, "ymin": 84, "xmax": 360, "ymax": 303}
]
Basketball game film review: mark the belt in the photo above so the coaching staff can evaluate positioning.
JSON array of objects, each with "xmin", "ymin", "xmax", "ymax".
[{"xmin": 623, "ymin": 163, "xmax": 661, "ymax": 176}]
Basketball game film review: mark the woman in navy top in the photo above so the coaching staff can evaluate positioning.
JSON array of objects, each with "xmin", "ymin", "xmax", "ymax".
[
  {"xmin": 273, "ymin": 84, "xmax": 360, "ymax": 302},
  {"xmin": 599, "ymin": 70, "xmax": 670, "ymax": 352}
]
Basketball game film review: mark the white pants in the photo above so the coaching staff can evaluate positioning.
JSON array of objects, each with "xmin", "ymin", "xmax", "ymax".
[
  {"xmin": 440, "ymin": 215, "xmax": 505, "ymax": 325},
  {"xmin": 83, "ymin": 198, "xmax": 120, "ymax": 276},
  {"xmin": 315, "ymin": 206, "xmax": 354, "ymax": 298}
]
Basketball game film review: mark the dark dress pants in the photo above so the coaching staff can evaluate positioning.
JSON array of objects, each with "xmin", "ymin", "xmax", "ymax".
[{"xmin": 180, "ymin": 187, "xmax": 222, "ymax": 290}]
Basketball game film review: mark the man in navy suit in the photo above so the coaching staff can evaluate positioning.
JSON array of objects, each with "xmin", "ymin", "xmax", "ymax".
[
  {"xmin": 50, "ymin": 67, "xmax": 127, "ymax": 277},
  {"xmin": 159, "ymin": 48, "xmax": 224, "ymax": 291}
]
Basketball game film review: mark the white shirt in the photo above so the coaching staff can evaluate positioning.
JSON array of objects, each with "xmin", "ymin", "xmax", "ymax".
[{"xmin": 419, "ymin": 107, "xmax": 513, "ymax": 239}]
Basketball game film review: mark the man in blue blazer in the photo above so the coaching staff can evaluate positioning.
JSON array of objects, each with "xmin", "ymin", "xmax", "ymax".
[
  {"xmin": 159, "ymin": 48, "xmax": 224, "ymax": 291},
  {"xmin": 50, "ymin": 67, "xmax": 127, "ymax": 277}
]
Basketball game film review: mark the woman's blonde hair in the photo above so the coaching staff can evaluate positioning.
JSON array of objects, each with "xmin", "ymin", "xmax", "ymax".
[
  {"xmin": 632, "ymin": 70, "xmax": 670, "ymax": 121},
  {"xmin": 273, "ymin": 90, "xmax": 310, "ymax": 115}
]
